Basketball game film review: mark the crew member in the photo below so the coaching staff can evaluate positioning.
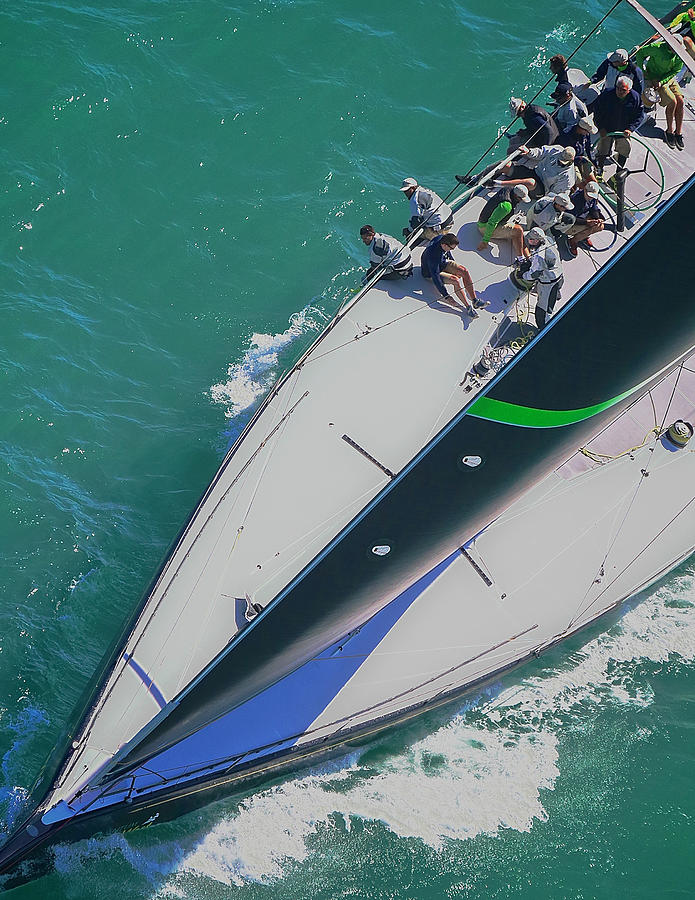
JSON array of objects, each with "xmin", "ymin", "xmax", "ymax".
[
  {"xmin": 359, "ymin": 225, "xmax": 413, "ymax": 282},
  {"xmin": 421, "ymin": 233, "xmax": 484, "ymax": 318},
  {"xmin": 399, "ymin": 178, "xmax": 454, "ymax": 241}
]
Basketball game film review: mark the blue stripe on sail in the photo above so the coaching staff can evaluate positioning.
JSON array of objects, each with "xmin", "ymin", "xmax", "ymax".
[
  {"xmin": 136, "ymin": 549, "xmax": 461, "ymax": 781},
  {"xmin": 123, "ymin": 653, "xmax": 167, "ymax": 710}
]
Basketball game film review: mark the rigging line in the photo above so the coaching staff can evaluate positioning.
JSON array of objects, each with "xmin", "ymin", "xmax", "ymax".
[
  {"xmin": 144, "ymin": 624, "xmax": 543, "ymax": 787},
  {"xmin": 170, "ymin": 368, "xmax": 305, "ymax": 697},
  {"xmin": 567, "ymin": 492, "xmax": 695, "ymax": 628},
  {"xmin": 69, "ymin": 386, "xmax": 312, "ymax": 759},
  {"xmin": 457, "ymin": 0, "xmax": 625, "ymax": 182},
  {"xmin": 253, "ymin": 484, "xmax": 378, "ymax": 596},
  {"xmin": 567, "ymin": 363, "xmax": 686, "ymax": 628}
]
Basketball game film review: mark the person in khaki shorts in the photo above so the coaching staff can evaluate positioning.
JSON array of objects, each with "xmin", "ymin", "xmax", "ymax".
[
  {"xmin": 634, "ymin": 37, "xmax": 686, "ymax": 149},
  {"xmin": 476, "ymin": 184, "xmax": 529, "ymax": 256}
]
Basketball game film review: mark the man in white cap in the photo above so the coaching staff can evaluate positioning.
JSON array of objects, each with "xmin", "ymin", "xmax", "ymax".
[
  {"xmin": 516, "ymin": 144, "xmax": 577, "ymax": 195},
  {"xmin": 526, "ymin": 192, "xmax": 576, "ymax": 236},
  {"xmin": 588, "ymin": 48, "xmax": 644, "ymax": 96},
  {"xmin": 551, "ymin": 81, "xmax": 589, "ymax": 133},
  {"xmin": 522, "ymin": 228, "xmax": 564, "ymax": 329},
  {"xmin": 566, "ymin": 181, "xmax": 605, "ymax": 256},
  {"xmin": 476, "ymin": 183, "xmax": 529, "ymax": 255},
  {"xmin": 399, "ymin": 178, "xmax": 454, "ymax": 241},
  {"xmin": 508, "ymin": 97, "xmax": 559, "ymax": 150},
  {"xmin": 559, "ymin": 115, "xmax": 599, "ymax": 186}
]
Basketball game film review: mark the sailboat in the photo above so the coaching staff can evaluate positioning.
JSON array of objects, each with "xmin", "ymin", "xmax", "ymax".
[{"xmin": 2, "ymin": 0, "xmax": 695, "ymax": 883}]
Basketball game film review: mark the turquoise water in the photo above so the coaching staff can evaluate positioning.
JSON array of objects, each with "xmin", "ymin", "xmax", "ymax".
[{"xmin": 1, "ymin": 0, "xmax": 694, "ymax": 896}]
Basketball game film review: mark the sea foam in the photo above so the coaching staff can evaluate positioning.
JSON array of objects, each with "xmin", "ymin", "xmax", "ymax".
[
  {"xmin": 46, "ymin": 569, "xmax": 695, "ymax": 895},
  {"xmin": 209, "ymin": 306, "xmax": 327, "ymax": 419}
]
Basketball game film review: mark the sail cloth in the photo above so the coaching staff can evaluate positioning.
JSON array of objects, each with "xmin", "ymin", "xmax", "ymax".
[{"xmin": 624, "ymin": 0, "xmax": 695, "ymax": 77}]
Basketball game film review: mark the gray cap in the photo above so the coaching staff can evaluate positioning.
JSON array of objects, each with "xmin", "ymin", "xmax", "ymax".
[
  {"xmin": 577, "ymin": 115, "xmax": 598, "ymax": 134},
  {"xmin": 509, "ymin": 97, "xmax": 524, "ymax": 115},
  {"xmin": 608, "ymin": 48, "xmax": 629, "ymax": 64},
  {"xmin": 584, "ymin": 181, "xmax": 600, "ymax": 198},
  {"xmin": 527, "ymin": 226, "xmax": 546, "ymax": 242},
  {"xmin": 553, "ymin": 192, "xmax": 574, "ymax": 209}
]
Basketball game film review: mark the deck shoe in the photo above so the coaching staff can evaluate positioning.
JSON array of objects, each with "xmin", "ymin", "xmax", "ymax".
[
  {"xmin": 675, "ymin": 133, "xmax": 685, "ymax": 150},
  {"xmin": 568, "ymin": 238, "xmax": 578, "ymax": 258},
  {"xmin": 665, "ymin": 131, "xmax": 677, "ymax": 148},
  {"xmin": 473, "ymin": 298, "xmax": 490, "ymax": 308},
  {"xmin": 468, "ymin": 307, "xmax": 480, "ymax": 319},
  {"xmin": 582, "ymin": 236, "xmax": 594, "ymax": 249}
]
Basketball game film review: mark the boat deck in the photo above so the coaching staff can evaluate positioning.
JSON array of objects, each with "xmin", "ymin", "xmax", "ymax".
[{"xmin": 43, "ymin": 72, "xmax": 695, "ymax": 812}]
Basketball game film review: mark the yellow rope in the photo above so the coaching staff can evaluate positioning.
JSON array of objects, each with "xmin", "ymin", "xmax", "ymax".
[{"xmin": 579, "ymin": 427, "xmax": 660, "ymax": 463}]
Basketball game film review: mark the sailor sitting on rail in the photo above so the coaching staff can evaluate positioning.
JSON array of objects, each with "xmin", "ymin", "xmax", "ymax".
[
  {"xmin": 526, "ymin": 192, "xmax": 576, "ymax": 238},
  {"xmin": 551, "ymin": 81, "xmax": 589, "ymax": 134},
  {"xmin": 507, "ymin": 98, "xmax": 559, "ymax": 150},
  {"xmin": 516, "ymin": 227, "xmax": 564, "ymax": 329},
  {"xmin": 586, "ymin": 48, "xmax": 644, "ymax": 97},
  {"xmin": 399, "ymin": 178, "xmax": 454, "ymax": 242},
  {"xmin": 421, "ymin": 233, "xmax": 486, "ymax": 318},
  {"xmin": 549, "ymin": 54, "xmax": 570, "ymax": 88},
  {"xmin": 476, "ymin": 184, "xmax": 529, "ymax": 256},
  {"xmin": 516, "ymin": 144, "xmax": 577, "ymax": 196},
  {"xmin": 359, "ymin": 225, "xmax": 413, "ymax": 283},
  {"xmin": 667, "ymin": 7, "xmax": 695, "ymax": 64}
]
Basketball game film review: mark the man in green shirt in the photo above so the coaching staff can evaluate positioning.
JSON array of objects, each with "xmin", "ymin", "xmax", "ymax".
[
  {"xmin": 634, "ymin": 38, "xmax": 686, "ymax": 148},
  {"xmin": 668, "ymin": 7, "xmax": 695, "ymax": 61}
]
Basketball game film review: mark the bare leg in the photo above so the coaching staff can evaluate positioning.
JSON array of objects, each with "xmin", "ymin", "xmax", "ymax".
[
  {"xmin": 440, "ymin": 272, "xmax": 473, "ymax": 311},
  {"xmin": 570, "ymin": 222, "xmax": 603, "ymax": 244},
  {"xmin": 675, "ymin": 94, "xmax": 684, "ymax": 134},
  {"xmin": 665, "ymin": 98, "xmax": 676, "ymax": 133},
  {"xmin": 511, "ymin": 224, "xmax": 525, "ymax": 258}
]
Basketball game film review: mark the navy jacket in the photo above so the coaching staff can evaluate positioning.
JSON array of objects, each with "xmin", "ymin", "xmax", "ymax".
[
  {"xmin": 521, "ymin": 103, "xmax": 560, "ymax": 147},
  {"xmin": 570, "ymin": 187, "xmax": 605, "ymax": 224},
  {"xmin": 591, "ymin": 59, "xmax": 644, "ymax": 97},
  {"xmin": 558, "ymin": 126, "xmax": 596, "ymax": 162},
  {"xmin": 590, "ymin": 87, "xmax": 642, "ymax": 133},
  {"xmin": 421, "ymin": 236, "xmax": 454, "ymax": 298}
]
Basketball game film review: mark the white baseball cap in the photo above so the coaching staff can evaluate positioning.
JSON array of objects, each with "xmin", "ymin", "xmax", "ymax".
[
  {"xmin": 553, "ymin": 192, "xmax": 574, "ymax": 209},
  {"xmin": 577, "ymin": 115, "xmax": 598, "ymax": 134},
  {"xmin": 585, "ymin": 181, "xmax": 600, "ymax": 198},
  {"xmin": 527, "ymin": 226, "xmax": 546, "ymax": 242},
  {"xmin": 512, "ymin": 184, "xmax": 530, "ymax": 201},
  {"xmin": 509, "ymin": 97, "xmax": 524, "ymax": 115},
  {"xmin": 400, "ymin": 177, "xmax": 418, "ymax": 191}
]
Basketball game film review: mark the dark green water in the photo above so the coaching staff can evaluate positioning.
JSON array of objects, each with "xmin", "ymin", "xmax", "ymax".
[{"xmin": 1, "ymin": 0, "xmax": 694, "ymax": 897}]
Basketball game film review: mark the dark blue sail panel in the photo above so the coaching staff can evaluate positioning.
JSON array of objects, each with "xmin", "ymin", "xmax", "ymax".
[
  {"xmin": 108, "ymin": 178, "xmax": 695, "ymax": 776},
  {"xmin": 138, "ymin": 552, "xmax": 458, "ymax": 781}
]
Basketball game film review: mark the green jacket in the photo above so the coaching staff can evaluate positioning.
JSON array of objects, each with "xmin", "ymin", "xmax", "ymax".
[
  {"xmin": 668, "ymin": 9, "xmax": 695, "ymax": 39},
  {"xmin": 634, "ymin": 41, "xmax": 683, "ymax": 85}
]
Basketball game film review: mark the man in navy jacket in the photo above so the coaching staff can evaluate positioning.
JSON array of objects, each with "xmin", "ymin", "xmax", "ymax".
[{"xmin": 590, "ymin": 75, "xmax": 643, "ymax": 173}]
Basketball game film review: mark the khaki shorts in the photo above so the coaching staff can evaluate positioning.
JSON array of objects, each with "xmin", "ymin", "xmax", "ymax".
[
  {"xmin": 653, "ymin": 79, "xmax": 682, "ymax": 107},
  {"xmin": 477, "ymin": 222, "xmax": 518, "ymax": 240},
  {"xmin": 442, "ymin": 261, "xmax": 467, "ymax": 276},
  {"xmin": 596, "ymin": 134, "xmax": 631, "ymax": 159}
]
